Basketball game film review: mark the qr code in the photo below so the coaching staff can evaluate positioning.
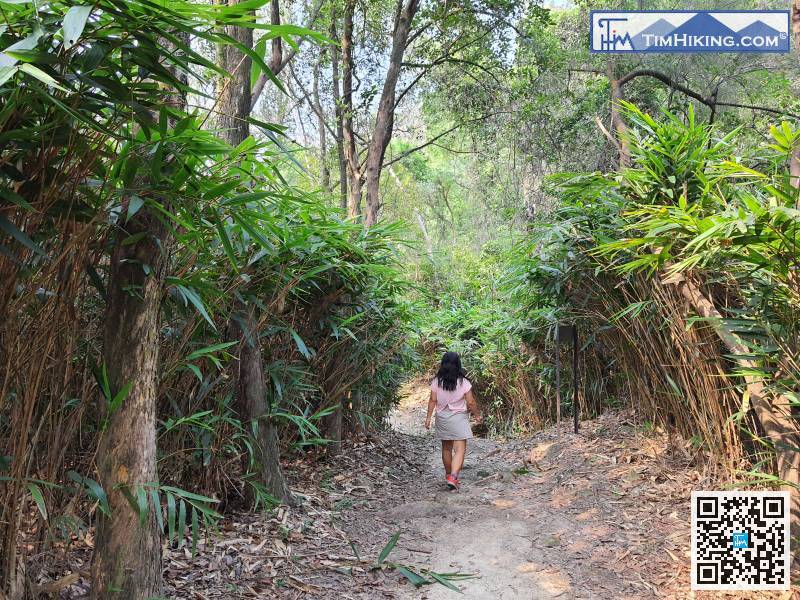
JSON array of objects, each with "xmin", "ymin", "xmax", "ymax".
[{"xmin": 691, "ymin": 491, "xmax": 790, "ymax": 590}]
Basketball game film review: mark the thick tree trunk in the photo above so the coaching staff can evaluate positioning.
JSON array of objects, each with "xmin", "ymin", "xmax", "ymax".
[
  {"xmin": 91, "ymin": 207, "xmax": 166, "ymax": 599},
  {"xmin": 607, "ymin": 61, "xmax": 631, "ymax": 168},
  {"xmin": 341, "ymin": 0, "xmax": 362, "ymax": 220},
  {"xmin": 90, "ymin": 29, "xmax": 192, "ymax": 597},
  {"xmin": 666, "ymin": 273, "xmax": 800, "ymax": 544},
  {"xmin": 312, "ymin": 55, "xmax": 331, "ymax": 193},
  {"xmin": 217, "ymin": 0, "xmax": 291, "ymax": 505},
  {"xmin": 363, "ymin": 0, "xmax": 420, "ymax": 227},
  {"xmin": 330, "ymin": 16, "xmax": 348, "ymax": 212},
  {"xmin": 231, "ymin": 303, "xmax": 291, "ymax": 502}
]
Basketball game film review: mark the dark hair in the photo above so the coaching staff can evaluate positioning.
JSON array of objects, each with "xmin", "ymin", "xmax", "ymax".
[{"xmin": 435, "ymin": 351, "xmax": 466, "ymax": 392}]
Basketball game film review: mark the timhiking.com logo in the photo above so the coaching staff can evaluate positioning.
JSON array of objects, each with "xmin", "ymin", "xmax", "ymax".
[{"xmin": 590, "ymin": 11, "xmax": 790, "ymax": 53}]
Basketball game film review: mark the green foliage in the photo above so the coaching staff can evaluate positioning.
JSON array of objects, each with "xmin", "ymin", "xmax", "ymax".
[
  {"xmin": 373, "ymin": 530, "xmax": 477, "ymax": 592},
  {"xmin": 0, "ymin": 0, "xmax": 417, "ymax": 588},
  {"xmin": 537, "ymin": 103, "xmax": 800, "ymax": 470}
]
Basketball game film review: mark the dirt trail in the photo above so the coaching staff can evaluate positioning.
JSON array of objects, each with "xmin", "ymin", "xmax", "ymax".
[
  {"xmin": 383, "ymin": 384, "xmax": 658, "ymax": 599},
  {"xmin": 159, "ymin": 382, "xmax": 794, "ymax": 598},
  {"xmin": 374, "ymin": 383, "xmax": 790, "ymax": 599}
]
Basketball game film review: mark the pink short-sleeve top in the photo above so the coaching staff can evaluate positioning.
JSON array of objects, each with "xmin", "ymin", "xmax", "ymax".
[{"xmin": 431, "ymin": 377, "xmax": 472, "ymax": 413}]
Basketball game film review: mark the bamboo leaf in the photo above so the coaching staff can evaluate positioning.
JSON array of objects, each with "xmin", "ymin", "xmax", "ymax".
[
  {"xmin": 67, "ymin": 471, "xmax": 109, "ymax": 515},
  {"xmin": 289, "ymin": 328, "xmax": 312, "ymax": 359},
  {"xmin": 0, "ymin": 65, "xmax": 17, "ymax": 87},
  {"xmin": 0, "ymin": 215, "xmax": 45, "ymax": 256},
  {"xmin": 177, "ymin": 499, "xmax": 187, "ymax": 549},
  {"xmin": 126, "ymin": 196, "xmax": 145, "ymax": 222},
  {"xmin": 190, "ymin": 505, "xmax": 199, "ymax": 556},
  {"xmin": 177, "ymin": 285, "xmax": 216, "ymax": 330},
  {"xmin": 378, "ymin": 531, "xmax": 400, "ymax": 564},
  {"xmin": 428, "ymin": 571, "xmax": 462, "ymax": 592},
  {"xmin": 397, "ymin": 565, "xmax": 429, "ymax": 588},
  {"xmin": 166, "ymin": 492, "xmax": 176, "ymax": 545},
  {"xmin": 136, "ymin": 485, "xmax": 149, "ymax": 526},
  {"xmin": 27, "ymin": 483, "xmax": 47, "ymax": 520},
  {"xmin": 19, "ymin": 63, "xmax": 69, "ymax": 92},
  {"xmin": 62, "ymin": 5, "xmax": 93, "ymax": 49},
  {"xmin": 185, "ymin": 341, "xmax": 238, "ymax": 361},
  {"xmin": 150, "ymin": 488, "xmax": 164, "ymax": 534},
  {"xmin": 214, "ymin": 215, "xmax": 239, "ymax": 272}
]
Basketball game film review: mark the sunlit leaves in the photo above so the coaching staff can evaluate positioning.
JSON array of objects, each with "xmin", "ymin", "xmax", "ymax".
[{"xmin": 61, "ymin": 5, "xmax": 92, "ymax": 49}]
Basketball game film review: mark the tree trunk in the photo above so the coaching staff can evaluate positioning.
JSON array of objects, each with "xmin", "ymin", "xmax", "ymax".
[
  {"xmin": 414, "ymin": 209, "xmax": 434, "ymax": 263},
  {"xmin": 91, "ymin": 206, "xmax": 165, "ymax": 599},
  {"xmin": 216, "ymin": 1, "xmax": 252, "ymax": 146},
  {"xmin": 269, "ymin": 0, "xmax": 282, "ymax": 72},
  {"xmin": 231, "ymin": 303, "xmax": 291, "ymax": 503},
  {"xmin": 217, "ymin": 0, "xmax": 291, "ymax": 505},
  {"xmin": 320, "ymin": 398, "xmax": 344, "ymax": 457},
  {"xmin": 330, "ymin": 15, "xmax": 348, "ymax": 212},
  {"xmin": 341, "ymin": 0, "xmax": 362, "ymax": 220},
  {"xmin": 363, "ymin": 0, "xmax": 420, "ymax": 227},
  {"xmin": 312, "ymin": 54, "xmax": 331, "ymax": 193},
  {"xmin": 349, "ymin": 389, "xmax": 363, "ymax": 435},
  {"xmin": 607, "ymin": 60, "xmax": 631, "ymax": 168},
  {"xmin": 666, "ymin": 273, "xmax": 800, "ymax": 545}
]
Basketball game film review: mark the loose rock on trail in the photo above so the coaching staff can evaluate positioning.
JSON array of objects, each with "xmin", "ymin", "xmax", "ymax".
[{"xmin": 157, "ymin": 382, "xmax": 793, "ymax": 599}]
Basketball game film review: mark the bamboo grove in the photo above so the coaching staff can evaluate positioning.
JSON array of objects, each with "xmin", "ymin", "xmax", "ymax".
[
  {"xmin": 0, "ymin": 1, "xmax": 413, "ymax": 596},
  {"xmin": 2, "ymin": 0, "xmax": 800, "ymax": 598}
]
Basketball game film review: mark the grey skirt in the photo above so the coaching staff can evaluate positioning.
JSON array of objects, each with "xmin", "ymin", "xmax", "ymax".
[{"xmin": 435, "ymin": 409, "xmax": 473, "ymax": 441}]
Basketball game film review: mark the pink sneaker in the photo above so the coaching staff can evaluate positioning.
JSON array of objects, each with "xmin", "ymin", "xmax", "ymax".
[{"xmin": 446, "ymin": 474, "xmax": 459, "ymax": 491}]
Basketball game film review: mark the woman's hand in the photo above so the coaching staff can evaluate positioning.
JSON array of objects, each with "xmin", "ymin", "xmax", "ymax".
[
  {"xmin": 473, "ymin": 414, "xmax": 483, "ymax": 425},
  {"xmin": 425, "ymin": 390, "xmax": 436, "ymax": 430}
]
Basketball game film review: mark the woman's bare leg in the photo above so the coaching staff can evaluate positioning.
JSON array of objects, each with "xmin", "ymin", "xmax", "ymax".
[
  {"xmin": 441, "ymin": 440, "xmax": 454, "ymax": 474},
  {"xmin": 451, "ymin": 440, "xmax": 467, "ymax": 476}
]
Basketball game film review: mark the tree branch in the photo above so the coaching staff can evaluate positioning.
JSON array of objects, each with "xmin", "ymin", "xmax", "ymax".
[
  {"xmin": 617, "ymin": 69, "xmax": 712, "ymax": 105},
  {"xmin": 250, "ymin": 0, "xmax": 325, "ymax": 110},
  {"xmin": 618, "ymin": 69, "xmax": 800, "ymax": 121},
  {"xmin": 383, "ymin": 115, "xmax": 496, "ymax": 168},
  {"xmin": 288, "ymin": 65, "xmax": 339, "ymax": 141}
]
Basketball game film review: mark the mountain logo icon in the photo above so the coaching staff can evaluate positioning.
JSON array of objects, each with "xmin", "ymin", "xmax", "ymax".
[{"xmin": 591, "ymin": 10, "xmax": 790, "ymax": 54}]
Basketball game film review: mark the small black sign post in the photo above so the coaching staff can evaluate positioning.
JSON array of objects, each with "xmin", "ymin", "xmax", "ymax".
[{"xmin": 555, "ymin": 324, "xmax": 580, "ymax": 434}]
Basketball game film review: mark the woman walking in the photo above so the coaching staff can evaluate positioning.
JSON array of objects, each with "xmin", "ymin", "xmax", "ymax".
[{"xmin": 424, "ymin": 352, "xmax": 482, "ymax": 490}]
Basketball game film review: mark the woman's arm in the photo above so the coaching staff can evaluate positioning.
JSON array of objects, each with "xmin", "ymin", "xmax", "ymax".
[
  {"xmin": 425, "ymin": 391, "xmax": 436, "ymax": 429},
  {"xmin": 465, "ymin": 390, "xmax": 482, "ymax": 423}
]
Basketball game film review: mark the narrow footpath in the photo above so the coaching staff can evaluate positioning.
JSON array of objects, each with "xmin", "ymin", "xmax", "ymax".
[{"xmin": 163, "ymin": 382, "xmax": 792, "ymax": 599}]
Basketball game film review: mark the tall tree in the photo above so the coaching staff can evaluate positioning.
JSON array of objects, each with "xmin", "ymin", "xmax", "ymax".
[
  {"xmin": 90, "ymin": 27, "xmax": 195, "ymax": 598},
  {"xmin": 312, "ymin": 52, "xmax": 332, "ymax": 192},
  {"xmin": 89, "ymin": 33, "xmax": 194, "ymax": 595},
  {"xmin": 331, "ymin": 14, "xmax": 348, "ymax": 211},
  {"xmin": 363, "ymin": 0, "xmax": 420, "ymax": 227},
  {"xmin": 217, "ymin": 0, "xmax": 291, "ymax": 505},
  {"xmin": 341, "ymin": 0, "xmax": 362, "ymax": 220},
  {"xmin": 91, "ymin": 167, "xmax": 167, "ymax": 600}
]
